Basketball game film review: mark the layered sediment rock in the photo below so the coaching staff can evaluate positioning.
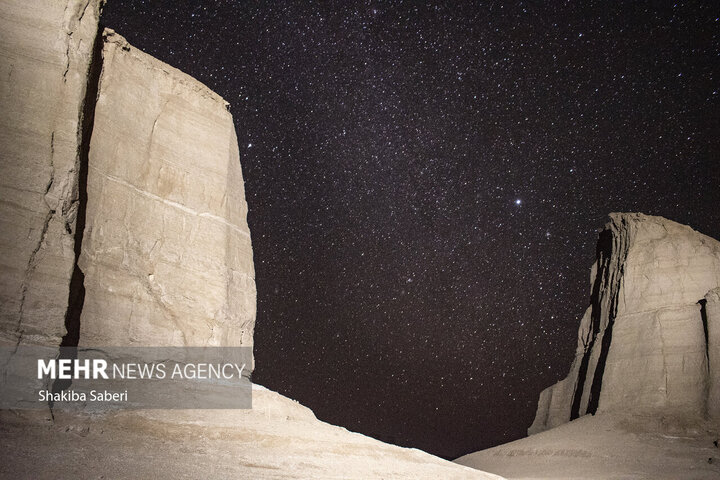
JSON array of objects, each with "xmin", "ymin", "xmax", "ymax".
[
  {"xmin": 529, "ymin": 213, "xmax": 720, "ymax": 435},
  {"xmin": 0, "ymin": 0, "xmax": 103, "ymax": 346},
  {"xmin": 79, "ymin": 29, "xmax": 256, "ymax": 351},
  {"xmin": 706, "ymin": 287, "xmax": 720, "ymax": 420}
]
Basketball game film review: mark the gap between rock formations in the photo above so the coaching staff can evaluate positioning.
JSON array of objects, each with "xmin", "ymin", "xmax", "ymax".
[{"xmin": 50, "ymin": 19, "xmax": 105, "ymax": 409}]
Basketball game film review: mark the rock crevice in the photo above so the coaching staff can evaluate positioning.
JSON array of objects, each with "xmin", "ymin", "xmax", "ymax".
[
  {"xmin": 61, "ymin": 7, "xmax": 104, "ymax": 352},
  {"xmin": 0, "ymin": 3, "xmax": 256, "ymax": 361},
  {"xmin": 0, "ymin": 0, "xmax": 105, "ymax": 346},
  {"xmin": 530, "ymin": 213, "xmax": 720, "ymax": 435}
]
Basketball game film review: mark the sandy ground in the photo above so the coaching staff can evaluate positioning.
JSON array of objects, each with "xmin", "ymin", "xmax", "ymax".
[
  {"xmin": 455, "ymin": 413, "xmax": 719, "ymax": 480},
  {"xmin": 0, "ymin": 385, "xmax": 503, "ymax": 480}
]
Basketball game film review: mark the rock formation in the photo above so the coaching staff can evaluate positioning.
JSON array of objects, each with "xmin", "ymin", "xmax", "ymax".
[
  {"xmin": 457, "ymin": 213, "xmax": 720, "ymax": 479},
  {"xmin": 0, "ymin": 0, "xmax": 103, "ymax": 347},
  {"xmin": 0, "ymin": 1, "xmax": 255, "ymax": 354},
  {"xmin": 529, "ymin": 213, "xmax": 720, "ymax": 435},
  {"xmin": 0, "ymin": 2, "xmax": 501, "ymax": 478},
  {"xmin": 80, "ymin": 29, "xmax": 256, "ymax": 351}
]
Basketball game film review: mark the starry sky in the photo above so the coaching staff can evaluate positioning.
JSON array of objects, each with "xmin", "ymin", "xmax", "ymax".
[{"xmin": 103, "ymin": 1, "xmax": 720, "ymax": 459}]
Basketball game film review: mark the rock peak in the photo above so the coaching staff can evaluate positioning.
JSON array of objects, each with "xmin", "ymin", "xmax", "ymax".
[
  {"xmin": 101, "ymin": 28, "xmax": 230, "ymax": 109},
  {"xmin": 607, "ymin": 211, "xmax": 716, "ymax": 239},
  {"xmin": 530, "ymin": 213, "xmax": 720, "ymax": 435}
]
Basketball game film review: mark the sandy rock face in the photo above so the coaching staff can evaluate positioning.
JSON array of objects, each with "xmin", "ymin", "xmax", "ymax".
[
  {"xmin": 0, "ymin": 0, "xmax": 103, "ymax": 346},
  {"xmin": 529, "ymin": 213, "xmax": 720, "ymax": 435},
  {"xmin": 79, "ymin": 30, "xmax": 256, "ymax": 351},
  {"xmin": 706, "ymin": 287, "xmax": 720, "ymax": 420}
]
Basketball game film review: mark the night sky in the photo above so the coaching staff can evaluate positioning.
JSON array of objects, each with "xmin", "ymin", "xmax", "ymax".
[{"xmin": 103, "ymin": 1, "xmax": 720, "ymax": 459}]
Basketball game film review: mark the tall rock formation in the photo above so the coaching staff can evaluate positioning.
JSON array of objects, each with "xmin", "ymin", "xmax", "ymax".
[
  {"xmin": 458, "ymin": 214, "xmax": 720, "ymax": 480},
  {"xmin": 79, "ymin": 29, "xmax": 256, "ymax": 351},
  {"xmin": 529, "ymin": 213, "xmax": 720, "ymax": 435},
  {"xmin": 0, "ymin": 2, "xmax": 256, "ymax": 355},
  {"xmin": 0, "ymin": 6, "xmax": 505, "ymax": 479},
  {"xmin": 0, "ymin": 0, "xmax": 103, "ymax": 346}
]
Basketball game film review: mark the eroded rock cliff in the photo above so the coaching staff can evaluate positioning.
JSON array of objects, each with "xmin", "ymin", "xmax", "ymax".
[
  {"xmin": 79, "ymin": 29, "xmax": 256, "ymax": 351},
  {"xmin": 529, "ymin": 213, "xmax": 720, "ymax": 435},
  {"xmin": 457, "ymin": 214, "xmax": 720, "ymax": 480},
  {"xmin": 0, "ymin": 0, "xmax": 103, "ymax": 346}
]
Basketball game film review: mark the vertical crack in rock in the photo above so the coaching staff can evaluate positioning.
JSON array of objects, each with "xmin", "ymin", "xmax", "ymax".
[
  {"xmin": 571, "ymin": 217, "xmax": 631, "ymax": 418},
  {"xmin": 586, "ymin": 269, "xmax": 622, "ymax": 415},
  {"xmin": 11, "ymin": 130, "xmax": 58, "ymax": 354},
  {"xmin": 51, "ymin": 19, "xmax": 104, "ymax": 406},
  {"xmin": 61, "ymin": 14, "xmax": 104, "ymax": 348},
  {"xmin": 706, "ymin": 289, "xmax": 720, "ymax": 420},
  {"xmin": 571, "ymin": 229, "xmax": 613, "ymax": 419},
  {"xmin": 77, "ymin": 0, "xmax": 92, "ymax": 23},
  {"xmin": 15, "ymin": 212, "xmax": 54, "ymax": 340},
  {"xmin": 699, "ymin": 299, "xmax": 709, "ymax": 370},
  {"xmin": 48, "ymin": 132, "xmax": 56, "ymax": 195},
  {"xmin": 61, "ymin": 2, "xmax": 73, "ymax": 81},
  {"xmin": 62, "ymin": 0, "xmax": 93, "ymax": 82},
  {"xmin": 587, "ymin": 220, "xmax": 630, "ymax": 415},
  {"xmin": 5, "ymin": 209, "xmax": 54, "ymax": 384},
  {"xmin": 699, "ymin": 298, "xmax": 710, "ymax": 416}
]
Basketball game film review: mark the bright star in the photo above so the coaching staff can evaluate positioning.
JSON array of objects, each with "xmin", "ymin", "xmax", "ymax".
[{"xmin": 515, "ymin": 199, "xmax": 522, "ymax": 205}]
